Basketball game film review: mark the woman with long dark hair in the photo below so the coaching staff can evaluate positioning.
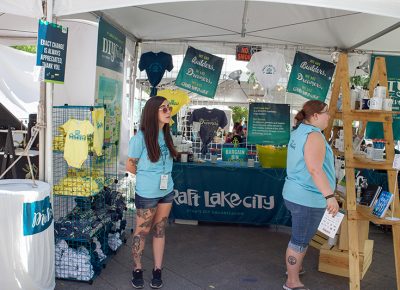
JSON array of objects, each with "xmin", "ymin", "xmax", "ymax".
[
  {"xmin": 126, "ymin": 96, "xmax": 177, "ymax": 289},
  {"xmin": 282, "ymin": 100, "xmax": 339, "ymax": 290}
]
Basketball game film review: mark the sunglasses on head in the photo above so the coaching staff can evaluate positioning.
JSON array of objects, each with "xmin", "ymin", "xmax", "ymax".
[{"xmin": 159, "ymin": 105, "xmax": 173, "ymax": 113}]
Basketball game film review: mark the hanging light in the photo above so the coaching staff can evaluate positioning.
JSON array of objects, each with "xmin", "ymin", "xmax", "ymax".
[{"xmin": 228, "ymin": 70, "xmax": 242, "ymax": 84}]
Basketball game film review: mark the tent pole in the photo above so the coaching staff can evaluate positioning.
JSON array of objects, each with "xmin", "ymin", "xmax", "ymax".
[
  {"xmin": 129, "ymin": 41, "xmax": 141, "ymax": 137},
  {"xmin": 44, "ymin": 0, "xmax": 53, "ymax": 185},
  {"xmin": 38, "ymin": 82, "xmax": 45, "ymax": 180}
]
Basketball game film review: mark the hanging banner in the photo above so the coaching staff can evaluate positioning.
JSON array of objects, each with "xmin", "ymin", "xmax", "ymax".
[
  {"xmin": 247, "ymin": 103, "xmax": 290, "ymax": 145},
  {"xmin": 176, "ymin": 46, "xmax": 224, "ymax": 98},
  {"xmin": 96, "ymin": 18, "xmax": 125, "ymax": 73},
  {"xmin": 366, "ymin": 54, "xmax": 400, "ymax": 140},
  {"xmin": 236, "ymin": 45, "xmax": 262, "ymax": 62},
  {"xmin": 286, "ymin": 51, "xmax": 335, "ymax": 101},
  {"xmin": 95, "ymin": 18, "xmax": 126, "ymax": 162},
  {"xmin": 36, "ymin": 20, "xmax": 68, "ymax": 83}
]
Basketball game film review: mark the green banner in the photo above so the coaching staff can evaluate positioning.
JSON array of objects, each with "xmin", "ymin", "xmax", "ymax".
[
  {"xmin": 176, "ymin": 46, "xmax": 224, "ymax": 98},
  {"xmin": 286, "ymin": 51, "xmax": 335, "ymax": 101},
  {"xmin": 222, "ymin": 148, "xmax": 248, "ymax": 161},
  {"xmin": 366, "ymin": 54, "xmax": 400, "ymax": 140},
  {"xmin": 171, "ymin": 162, "xmax": 291, "ymax": 226},
  {"xmin": 36, "ymin": 20, "xmax": 68, "ymax": 83},
  {"xmin": 247, "ymin": 103, "xmax": 290, "ymax": 145},
  {"xmin": 96, "ymin": 18, "xmax": 126, "ymax": 73}
]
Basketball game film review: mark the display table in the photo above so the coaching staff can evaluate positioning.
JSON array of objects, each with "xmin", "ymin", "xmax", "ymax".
[
  {"xmin": 0, "ymin": 179, "xmax": 55, "ymax": 290},
  {"xmin": 172, "ymin": 161, "xmax": 291, "ymax": 226}
]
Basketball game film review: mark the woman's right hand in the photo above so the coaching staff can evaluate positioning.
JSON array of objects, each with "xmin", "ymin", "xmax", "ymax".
[{"xmin": 326, "ymin": 197, "xmax": 339, "ymax": 216}]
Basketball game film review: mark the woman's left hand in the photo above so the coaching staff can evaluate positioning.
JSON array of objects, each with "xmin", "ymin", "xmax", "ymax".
[{"xmin": 326, "ymin": 197, "xmax": 339, "ymax": 216}]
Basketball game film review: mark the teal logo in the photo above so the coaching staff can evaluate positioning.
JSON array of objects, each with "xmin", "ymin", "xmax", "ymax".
[
  {"xmin": 69, "ymin": 130, "xmax": 87, "ymax": 141},
  {"xmin": 23, "ymin": 196, "xmax": 53, "ymax": 236}
]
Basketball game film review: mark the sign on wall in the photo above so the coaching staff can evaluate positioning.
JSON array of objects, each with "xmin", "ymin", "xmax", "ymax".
[
  {"xmin": 176, "ymin": 46, "xmax": 224, "ymax": 99},
  {"xmin": 247, "ymin": 103, "xmax": 290, "ymax": 145},
  {"xmin": 36, "ymin": 20, "xmax": 68, "ymax": 83},
  {"xmin": 236, "ymin": 45, "xmax": 262, "ymax": 61},
  {"xmin": 96, "ymin": 18, "xmax": 126, "ymax": 73},
  {"xmin": 366, "ymin": 54, "xmax": 400, "ymax": 140},
  {"xmin": 286, "ymin": 51, "xmax": 335, "ymax": 101}
]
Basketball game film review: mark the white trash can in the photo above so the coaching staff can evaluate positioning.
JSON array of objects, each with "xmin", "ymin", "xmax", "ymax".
[{"xmin": 0, "ymin": 179, "xmax": 55, "ymax": 290}]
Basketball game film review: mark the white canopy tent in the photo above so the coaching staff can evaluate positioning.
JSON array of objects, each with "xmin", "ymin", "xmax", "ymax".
[{"xmin": 1, "ymin": 0, "xmax": 400, "ymax": 181}]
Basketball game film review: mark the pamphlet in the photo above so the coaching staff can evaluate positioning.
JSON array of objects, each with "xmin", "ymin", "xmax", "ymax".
[{"xmin": 318, "ymin": 209, "xmax": 345, "ymax": 239}]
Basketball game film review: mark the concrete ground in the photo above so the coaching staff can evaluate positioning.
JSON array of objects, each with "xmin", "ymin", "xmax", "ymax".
[{"xmin": 55, "ymin": 221, "xmax": 397, "ymax": 290}]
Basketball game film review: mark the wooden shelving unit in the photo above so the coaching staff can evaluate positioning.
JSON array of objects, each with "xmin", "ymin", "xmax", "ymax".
[{"xmin": 323, "ymin": 53, "xmax": 400, "ymax": 290}]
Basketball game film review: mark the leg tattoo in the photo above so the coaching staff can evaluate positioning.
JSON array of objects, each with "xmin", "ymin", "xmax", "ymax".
[
  {"xmin": 288, "ymin": 256, "xmax": 297, "ymax": 265},
  {"xmin": 152, "ymin": 217, "xmax": 168, "ymax": 238},
  {"xmin": 132, "ymin": 232, "xmax": 146, "ymax": 268}
]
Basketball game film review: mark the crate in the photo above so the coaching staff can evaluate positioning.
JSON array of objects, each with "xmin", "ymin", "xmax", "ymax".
[
  {"xmin": 337, "ymin": 218, "xmax": 370, "ymax": 253},
  {"xmin": 309, "ymin": 231, "xmax": 329, "ymax": 250},
  {"xmin": 318, "ymin": 239, "xmax": 374, "ymax": 279}
]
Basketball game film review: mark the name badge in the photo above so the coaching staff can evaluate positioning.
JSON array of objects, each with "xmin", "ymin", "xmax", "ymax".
[{"xmin": 160, "ymin": 174, "xmax": 168, "ymax": 190}]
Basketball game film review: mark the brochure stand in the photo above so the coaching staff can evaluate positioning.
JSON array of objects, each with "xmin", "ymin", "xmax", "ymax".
[{"xmin": 324, "ymin": 53, "xmax": 400, "ymax": 290}]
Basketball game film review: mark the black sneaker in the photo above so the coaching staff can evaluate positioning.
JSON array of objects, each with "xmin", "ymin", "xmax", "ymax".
[
  {"xmin": 150, "ymin": 268, "xmax": 163, "ymax": 289},
  {"xmin": 131, "ymin": 269, "xmax": 144, "ymax": 289}
]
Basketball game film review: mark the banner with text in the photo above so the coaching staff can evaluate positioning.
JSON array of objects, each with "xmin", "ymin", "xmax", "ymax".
[
  {"xmin": 36, "ymin": 20, "xmax": 68, "ymax": 83},
  {"xmin": 171, "ymin": 163, "xmax": 291, "ymax": 226},
  {"xmin": 96, "ymin": 18, "xmax": 126, "ymax": 73},
  {"xmin": 95, "ymin": 18, "xmax": 126, "ymax": 162},
  {"xmin": 176, "ymin": 46, "xmax": 224, "ymax": 98},
  {"xmin": 247, "ymin": 103, "xmax": 290, "ymax": 145},
  {"xmin": 286, "ymin": 51, "xmax": 335, "ymax": 101},
  {"xmin": 366, "ymin": 54, "xmax": 400, "ymax": 140}
]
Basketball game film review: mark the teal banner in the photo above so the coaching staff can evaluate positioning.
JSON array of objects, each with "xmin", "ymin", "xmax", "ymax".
[
  {"xmin": 366, "ymin": 54, "xmax": 400, "ymax": 140},
  {"xmin": 247, "ymin": 103, "xmax": 290, "ymax": 145},
  {"xmin": 222, "ymin": 148, "xmax": 248, "ymax": 161},
  {"xmin": 176, "ymin": 46, "xmax": 224, "ymax": 98},
  {"xmin": 171, "ymin": 162, "xmax": 291, "ymax": 226},
  {"xmin": 23, "ymin": 196, "xmax": 53, "ymax": 236},
  {"xmin": 286, "ymin": 51, "xmax": 335, "ymax": 101},
  {"xmin": 36, "ymin": 20, "xmax": 68, "ymax": 83},
  {"xmin": 96, "ymin": 18, "xmax": 126, "ymax": 73}
]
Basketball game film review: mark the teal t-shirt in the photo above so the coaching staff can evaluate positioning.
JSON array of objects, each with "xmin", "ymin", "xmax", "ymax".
[
  {"xmin": 282, "ymin": 123, "xmax": 335, "ymax": 208},
  {"xmin": 128, "ymin": 130, "xmax": 174, "ymax": 198}
]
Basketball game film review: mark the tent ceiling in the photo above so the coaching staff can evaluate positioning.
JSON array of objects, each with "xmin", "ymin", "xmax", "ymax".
[{"xmin": 59, "ymin": 0, "xmax": 400, "ymax": 54}]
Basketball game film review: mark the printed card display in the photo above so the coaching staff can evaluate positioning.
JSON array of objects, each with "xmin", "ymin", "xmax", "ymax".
[{"xmin": 318, "ymin": 209, "xmax": 345, "ymax": 239}]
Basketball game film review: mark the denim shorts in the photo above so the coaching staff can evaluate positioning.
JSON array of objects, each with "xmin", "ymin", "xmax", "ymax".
[
  {"xmin": 284, "ymin": 199, "xmax": 325, "ymax": 253},
  {"xmin": 135, "ymin": 191, "xmax": 174, "ymax": 209}
]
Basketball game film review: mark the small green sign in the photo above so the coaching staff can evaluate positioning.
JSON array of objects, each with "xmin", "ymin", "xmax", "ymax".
[
  {"xmin": 366, "ymin": 54, "xmax": 400, "ymax": 140},
  {"xmin": 247, "ymin": 103, "xmax": 290, "ymax": 145},
  {"xmin": 287, "ymin": 51, "xmax": 335, "ymax": 101},
  {"xmin": 222, "ymin": 148, "xmax": 248, "ymax": 161},
  {"xmin": 176, "ymin": 46, "xmax": 224, "ymax": 98}
]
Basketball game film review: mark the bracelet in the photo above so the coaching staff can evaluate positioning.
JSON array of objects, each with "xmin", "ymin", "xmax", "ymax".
[{"xmin": 325, "ymin": 194, "xmax": 335, "ymax": 200}]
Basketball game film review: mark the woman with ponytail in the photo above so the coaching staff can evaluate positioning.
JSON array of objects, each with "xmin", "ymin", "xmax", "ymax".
[{"xmin": 282, "ymin": 100, "xmax": 339, "ymax": 290}]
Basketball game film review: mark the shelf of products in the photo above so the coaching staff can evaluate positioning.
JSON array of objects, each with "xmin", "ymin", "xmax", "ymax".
[{"xmin": 52, "ymin": 105, "xmax": 127, "ymax": 283}]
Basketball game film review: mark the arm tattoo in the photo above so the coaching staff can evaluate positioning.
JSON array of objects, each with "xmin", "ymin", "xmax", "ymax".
[
  {"xmin": 152, "ymin": 217, "xmax": 168, "ymax": 238},
  {"xmin": 288, "ymin": 256, "xmax": 297, "ymax": 265}
]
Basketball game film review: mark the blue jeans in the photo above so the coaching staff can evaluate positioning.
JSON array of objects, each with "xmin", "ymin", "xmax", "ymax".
[
  {"xmin": 284, "ymin": 199, "xmax": 325, "ymax": 253},
  {"xmin": 135, "ymin": 191, "xmax": 174, "ymax": 209}
]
